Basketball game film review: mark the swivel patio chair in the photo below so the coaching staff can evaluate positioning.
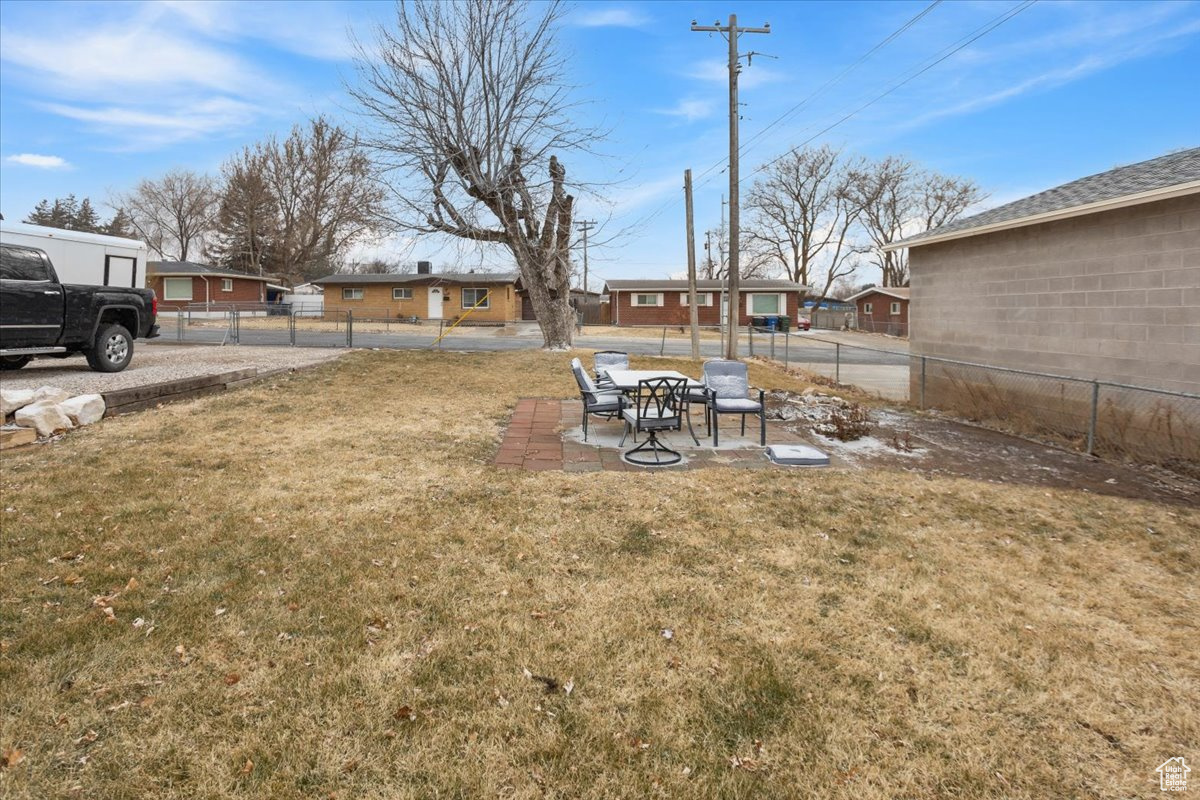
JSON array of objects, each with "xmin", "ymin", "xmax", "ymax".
[
  {"xmin": 593, "ymin": 351, "xmax": 629, "ymax": 388},
  {"xmin": 571, "ymin": 358, "xmax": 625, "ymax": 441},
  {"xmin": 618, "ymin": 377, "xmax": 688, "ymax": 466},
  {"xmin": 703, "ymin": 360, "xmax": 766, "ymax": 447}
]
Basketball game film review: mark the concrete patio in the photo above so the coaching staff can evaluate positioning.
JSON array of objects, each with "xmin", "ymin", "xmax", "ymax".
[{"xmin": 494, "ymin": 398, "xmax": 835, "ymax": 471}]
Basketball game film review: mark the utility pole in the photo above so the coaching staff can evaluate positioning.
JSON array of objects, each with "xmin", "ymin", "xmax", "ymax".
[
  {"xmin": 692, "ymin": 14, "xmax": 770, "ymax": 360},
  {"xmin": 684, "ymin": 169, "xmax": 700, "ymax": 360},
  {"xmin": 575, "ymin": 219, "xmax": 597, "ymax": 297}
]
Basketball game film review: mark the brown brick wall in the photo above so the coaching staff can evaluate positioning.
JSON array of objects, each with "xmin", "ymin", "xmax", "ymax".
[
  {"xmin": 855, "ymin": 292, "xmax": 909, "ymax": 333},
  {"xmin": 611, "ymin": 290, "xmax": 805, "ymax": 327},
  {"xmin": 321, "ymin": 282, "xmax": 520, "ymax": 322},
  {"xmin": 909, "ymin": 193, "xmax": 1200, "ymax": 393},
  {"xmin": 152, "ymin": 275, "xmax": 266, "ymax": 310}
]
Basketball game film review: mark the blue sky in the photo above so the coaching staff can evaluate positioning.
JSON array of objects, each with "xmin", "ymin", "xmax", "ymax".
[{"xmin": 2, "ymin": 0, "xmax": 1198, "ymax": 287}]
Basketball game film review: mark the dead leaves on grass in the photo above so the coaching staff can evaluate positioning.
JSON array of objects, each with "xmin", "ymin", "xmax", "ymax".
[{"xmin": 0, "ymin": 745, "xmax": 24, "ymax": 769}]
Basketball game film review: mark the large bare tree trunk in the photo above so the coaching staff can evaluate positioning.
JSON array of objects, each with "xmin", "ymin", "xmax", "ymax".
[{"xmin": 350, "ymin": 1, "xmax": 599, "ymax": 349}]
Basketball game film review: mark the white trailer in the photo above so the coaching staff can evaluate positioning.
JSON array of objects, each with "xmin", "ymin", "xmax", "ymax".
[{"xmin": 0, "ymin": 221, "xmax": 149, "ymax": 288}]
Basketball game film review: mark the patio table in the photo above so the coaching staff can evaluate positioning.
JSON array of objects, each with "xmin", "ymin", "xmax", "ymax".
[{"xmin": 601, "ymin": 369, "xmax": 704, "ymax": 393}]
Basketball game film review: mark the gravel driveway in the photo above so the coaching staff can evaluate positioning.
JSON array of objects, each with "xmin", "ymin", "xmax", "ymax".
[{"xmin": 0, "ymin": 344, "xmax": 343, "ymax": 395}]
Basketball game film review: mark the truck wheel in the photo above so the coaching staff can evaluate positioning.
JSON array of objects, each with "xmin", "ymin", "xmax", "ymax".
[
  {"xmin": 88, "ymin": 324, "xmax": 134, "ymax": 373},
  {"xmin": 0, "ymin": 355, "xmax": 31, "ymax": 370}
]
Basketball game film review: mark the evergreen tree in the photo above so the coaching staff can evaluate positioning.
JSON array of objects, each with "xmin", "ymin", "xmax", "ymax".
[
  {"xmin": 103, "ymin": 208, "xmax": 135, "ymax": 238},
  {"xmin": 50, "ymin": 195, "xmax": 79, "ymax": 229},
  {"xmin": 210, "ymin": 147, "xmax": 277, "ymax": 274},
  {"xmin": 75, "ymin": 198, "xmax": 103, "ymax": 233},
  {"xmin": 24, "ymin": 199, "xmax": 55, "ymax": 226}
]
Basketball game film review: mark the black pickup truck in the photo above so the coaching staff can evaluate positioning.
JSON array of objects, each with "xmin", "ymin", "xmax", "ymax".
[{"xmin": 0, "ymin": 242, "xmax": 159, "ymax": 372}]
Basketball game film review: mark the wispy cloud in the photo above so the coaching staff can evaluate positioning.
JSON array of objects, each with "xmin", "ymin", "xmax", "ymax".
[
  {"xmin": 6, "ymin": 153, "xmax": 70, "ymax": 169},
  {"xmin": 42, "ymin": 98, "xmax": 261, "ymax": 150},
  {"xmin": 159, "ymin": 0, "xmax": 358, "ymax": 61},
  {"xmin": 895, "ymin": 7, "xmax": 1200, "ymax": 134},
  {"xmin": 575, "ymin": 7, "xmax": 650, "ymax": 29},
  {"xmin": 654, "ymin": 98, "xmax": 715, "ymax": 122}
]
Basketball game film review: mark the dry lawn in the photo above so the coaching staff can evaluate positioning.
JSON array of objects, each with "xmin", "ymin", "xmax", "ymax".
[{"xmin": 0, "ymin": 350, "xmax": 1196, "ymax": 799}]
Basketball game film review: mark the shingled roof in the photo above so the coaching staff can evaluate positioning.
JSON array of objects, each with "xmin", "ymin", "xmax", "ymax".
[
  {"xmin": 889, "ymin": 147, "xmax": 1200, "ymax": 250},
  {"xmin": 312, "ymin": 272, "xmax": 518, "ymax": 285},
  {"xmin": 148, "ymin": 261, "xmax": 271, "ymax": 281},
  {"xmin": 605, "ymin": 279, "xmax": 812, "ymax": 292}
]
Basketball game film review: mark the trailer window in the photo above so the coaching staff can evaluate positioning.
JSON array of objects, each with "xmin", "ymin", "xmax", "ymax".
[{"xmin": 0, "ymin": 245, "xmax": 51, "ymax": 281}]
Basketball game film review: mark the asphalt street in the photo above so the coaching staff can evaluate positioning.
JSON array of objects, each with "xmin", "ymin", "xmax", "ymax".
[{"xmin": 151, "ymin": 327, "xmax": 912, "ymax": 365}]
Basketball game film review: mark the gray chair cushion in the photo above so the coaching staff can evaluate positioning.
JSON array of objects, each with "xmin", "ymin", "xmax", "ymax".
[
  {"xmin": 714, "ymin": 398, "xmax": 761, "ymax": 413},
  {"xmin": 622, "ymin": 407, "xmax": 678, "ymax": 428}
]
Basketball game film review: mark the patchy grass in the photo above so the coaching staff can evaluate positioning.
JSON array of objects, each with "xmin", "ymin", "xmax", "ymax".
[{"xmin": 1, "ymin": 349, "xmax": 1196, "ymax": 799}]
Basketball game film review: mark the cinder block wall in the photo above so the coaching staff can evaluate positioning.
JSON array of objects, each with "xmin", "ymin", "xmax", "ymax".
[{"xmin": 909, "ymin": 193, "xmax": 1200, "ymax": 394}]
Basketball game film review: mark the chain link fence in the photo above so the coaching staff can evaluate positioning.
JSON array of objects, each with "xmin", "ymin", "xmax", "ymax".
[{"xmin": 747, "ymin": 327, "xmax": 1199, "ymax": 470}]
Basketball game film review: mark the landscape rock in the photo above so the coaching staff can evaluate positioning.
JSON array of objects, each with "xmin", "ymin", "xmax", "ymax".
[
  {"xmin": 0, "ymin": 426, "xmax": 38, "ymax": 450},
  {"xmin": 1, "ymin": 389, "xmax": 37, "ymax": 417},
  {"xmin": 61, "ymin": 394, "xmax": 106, "ymax": 426},
  {"xmin": 32, "ymin": 386, "xmax": 71, "ymax": 405},
  {"xmin": 14, "ymin": 401, "xmax": 74, "ymax": 438}
]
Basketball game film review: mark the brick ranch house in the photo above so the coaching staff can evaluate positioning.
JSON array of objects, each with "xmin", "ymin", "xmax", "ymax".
[
  {"xmin": 314, "ymin": 267, "xmax": 521, "ymax": 323},
  {"xmin": 845, "ymin": 286, "xmax": 909, "ymax": 336},
  {"xmin": 603, "ymin": 279, "xmax": 812, "ymax": 327},
  {"xmin": 887, "ymin": 147, "xmax": 1199, "ymax": 458},
  {"xmin": 148, "ymin": 261, "xmax": 271, "ymax": 312}
]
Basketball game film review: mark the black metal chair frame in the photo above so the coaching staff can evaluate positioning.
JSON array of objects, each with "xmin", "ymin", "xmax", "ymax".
[
  {"xmin": 593, "ymin": 350, "xmax": 629, "ymax": 388},
  {"xmin": 572, "ymin": 360, "xmax": 624, "ymax": 441},
  {"xmin": 619, "ymin": 377, "xmax": 688, "ymax": 466},
  {"xmin": 709, "ymin": 385, "xmax": 767, "ymax": 447}
]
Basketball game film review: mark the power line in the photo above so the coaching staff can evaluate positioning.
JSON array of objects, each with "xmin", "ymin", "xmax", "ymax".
[
  {"xmin": 618, "ymin": 2, "xmax": 944, "ymax": 233},
  {"xmin": 748, "ymin": 0, "xmax": 1037, "ymax": 181},
  {"xmin": 619, "ymin": 0, "xmax": 1034, "ymax": 237}
]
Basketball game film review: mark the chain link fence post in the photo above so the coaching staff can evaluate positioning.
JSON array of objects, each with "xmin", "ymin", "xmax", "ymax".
[
  {"xmin": 784, "ymin": 331, "xmax": 789, "ymax": 368},
  {"xmin": 347, "ymin": 310, "xmax": 354, "ymax": 348},
  {"xmin": 176, "ymin": 311, "xmax": 183, "ymax": 342},
  {"xmin": 1087, "ymin": 380, "xmax": 1100, "ymax": 456},
  {"xmin": 920, "ymin": 356, "xmax": 927, "ymax": 410},
  {"xmin": 748, "ymin": 325, "xmax": 754, "ymax": 357},
  {"xmin": 289, "ymin": 310, "xmax": 296, "ymax": 346},
  {"xmin": 835, "ymin": 342, "xmax": 840, "ymax": 384},
  {"xmin": 770, "ymin": 329, "xmax": 776, "ymax": 361}
]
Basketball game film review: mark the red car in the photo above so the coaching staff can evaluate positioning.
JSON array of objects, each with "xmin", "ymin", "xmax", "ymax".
[{"xmin": 796, "ymin": 316, "xmax": 812, "ymax": 331}]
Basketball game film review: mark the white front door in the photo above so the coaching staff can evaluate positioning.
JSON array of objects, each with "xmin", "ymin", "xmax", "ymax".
[{"xmin": 427, "ymin": 287, "xmax": 443, "ymax": 319}]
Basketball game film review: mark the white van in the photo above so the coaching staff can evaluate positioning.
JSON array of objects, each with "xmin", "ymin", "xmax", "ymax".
[{"xmin": 0, "ymin": 221, "xmax": 149, "ymax": 288}]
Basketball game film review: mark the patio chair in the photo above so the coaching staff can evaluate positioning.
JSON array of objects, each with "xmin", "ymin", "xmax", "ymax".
[
  {"xmin": 618, "ymin": 377, "xmax": 689, "ymax": 466},
  {"xmin": 571, "ymin": 358, "xmax": 625, "ymax": 441},
  {"xmin": 703, "ymin": 360, "xmax": 766, "ymax": 447},
  {"xmin": 593, "ymin": 351, "xmax": 629, "ymax": 388}
]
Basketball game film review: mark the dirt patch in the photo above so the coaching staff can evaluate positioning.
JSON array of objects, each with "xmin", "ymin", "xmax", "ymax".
[{"xmin": 767, "ymin": 390, "xmax": 1199, "ymax": 506}]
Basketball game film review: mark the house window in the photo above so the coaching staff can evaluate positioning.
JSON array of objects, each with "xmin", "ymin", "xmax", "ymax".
[
  {"xmin": 633, "ymin": 293, "xmax": 663, "ymax": 307},
  {"xmin": 393, "ymin": 287, "xmax": 413, "ymax": 300},
  {"xmin": 863, "ymin": 302, "xmax": 873, "ymax": 314},
  {"xmin": 342, "ymin": 288, "xmax": 364, "ymax": 300},
  {"xmin": 163, "ymin": 277, "xmax": 192, "ymax": 301},
  {"xmin": 749, "ymin": 293, "xmax": 781, "ymax": 314},
  {"xmin": 679, "ymin": 291, "xmax": 712, "ymax": 306},
  {"xmin": 890, "ymin": 301, "xmax": 901, "ymax": 315},
  {"xmin": 462, "ymin": 287, "xmax": 490, "ymax": 309},
  {"xmin": 221, "ymin": 278, "xmax": 233, "ymax": 292}
]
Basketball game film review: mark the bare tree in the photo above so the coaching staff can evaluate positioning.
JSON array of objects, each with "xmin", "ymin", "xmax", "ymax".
[
  {"xmin": 849, "ymin": 157, "xmax": 984, "ymax": 287},
  {"xmin": 702, "ymin": 217, "xmax": 775, "ymax": 281},
  {"xmin": 349, "ymin": 0, "xmax": 597, "ymax": 349},
  {"xmin": 265, "ymin": 117, "xmax": 387, "ymax": 282},
  {"xmin": 118, "ymin": 169, "xmax": 218, "ymax": 261},
  {"xmin": 745, "ymin": 145, "xmax": 865, "ymax": 303},
  {"xmin": 340, "ymin": 258, "xmax": 415, "ymax": 275}
]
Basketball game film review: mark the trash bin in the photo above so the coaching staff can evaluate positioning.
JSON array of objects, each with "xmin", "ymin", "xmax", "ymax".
[
  {"xmin": 752, "ymin": 315, "xmax": 765, "ymax": 329},
  {"xmin": 777, "ymin": 316, "xmax": 790, "ymax": 333},
  {"xmin": 765, "ymin": 315, "xmax": 778, "ymax": 331}
]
